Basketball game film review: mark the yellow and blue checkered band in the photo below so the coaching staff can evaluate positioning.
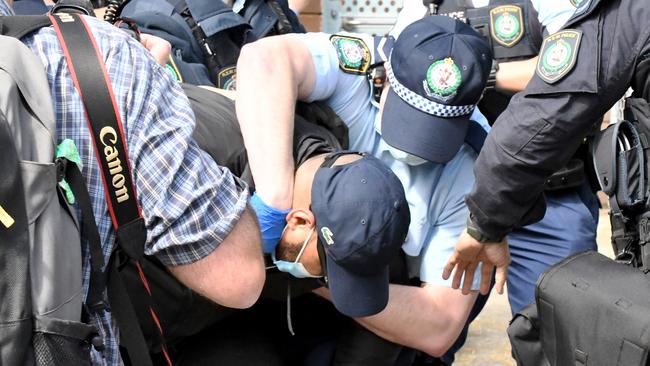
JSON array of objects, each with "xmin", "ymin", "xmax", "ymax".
[{"xmin": 385, "ymin": 60, "xmax": 475, "ymax": 118}]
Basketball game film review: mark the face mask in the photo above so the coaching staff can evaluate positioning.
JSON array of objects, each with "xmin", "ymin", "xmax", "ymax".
[
  {"xmin": 386, "ymin": 145, "xmax": 429, "ymax": 166},
  {"xmin": 272, "ymin": 227, "xmax": 321, "ymax": 278},
  {"xmin": 374, "ymin": 114, "xmax": 429, "ymax": 166}
]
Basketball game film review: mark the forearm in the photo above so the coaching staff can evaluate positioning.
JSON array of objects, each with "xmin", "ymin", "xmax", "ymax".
[
  {"xmin": 468, "ymin": 91, "xmax": 608, "ymax": 238},
  {"xmin": 236, "ymin": 42, "xmax": 299, "ymax": 210},
  {"xmin": 354, "ymin": 284, "xmax": 477, "ymax": 357},
  {"xmin": 495, "ymin": 57, "xmax": 538, "ymax": 92},
  {"xmin": 169, "ymin": 207, "xmax": 265, "ymax": 308}
]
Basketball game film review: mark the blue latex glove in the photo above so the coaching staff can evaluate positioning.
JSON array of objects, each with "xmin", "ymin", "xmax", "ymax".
[{"xmin": 250, "ymin": 193, "xmax": 290, "ymax": 254}]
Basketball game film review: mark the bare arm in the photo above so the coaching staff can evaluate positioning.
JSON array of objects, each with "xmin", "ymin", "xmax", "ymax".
[
  {"xmin": 236, "ymin": 35, "xmax": 317, "ymax": 210},
  {"xmin": 169, "ymin": 207, "xmax": 265, "ymax": 309},
  {"xmin": 315, "ymin": 283, "xmax": 478, "ymax": 356},
  {"xmin": 495, "ymin": 57, "xmax": 538, "ymax": 92}
]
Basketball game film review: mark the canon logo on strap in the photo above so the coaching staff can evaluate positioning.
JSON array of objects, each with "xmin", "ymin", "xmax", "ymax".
[{"xmin": 99, "ymin": 126, "xmax": 130, "ymax": 203}]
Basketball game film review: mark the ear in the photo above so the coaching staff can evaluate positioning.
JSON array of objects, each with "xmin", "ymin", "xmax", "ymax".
[{"xmin": 285, "ymin": 209, "xmax": 316, "ymax": 231}]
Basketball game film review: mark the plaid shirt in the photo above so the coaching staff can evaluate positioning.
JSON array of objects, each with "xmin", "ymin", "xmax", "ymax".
[{"xmin": 0, "ymin": 3, "xmax": 249, "ymax": 365}]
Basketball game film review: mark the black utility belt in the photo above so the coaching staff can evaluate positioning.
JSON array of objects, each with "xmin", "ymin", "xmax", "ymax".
[{"xmin": 544, "ymin": 158, "xmax": 585, "ymax": 191}]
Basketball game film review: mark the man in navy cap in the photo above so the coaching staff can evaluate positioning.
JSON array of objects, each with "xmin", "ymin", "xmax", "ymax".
[{"xmin": 236, "ymin": 15, "xmax": 494, "ymax": 357}]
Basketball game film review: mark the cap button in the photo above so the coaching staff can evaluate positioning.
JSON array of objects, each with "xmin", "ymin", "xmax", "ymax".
[{"xmin": 393, "ymin": 201, "xmax": 401, "ymax": 210}]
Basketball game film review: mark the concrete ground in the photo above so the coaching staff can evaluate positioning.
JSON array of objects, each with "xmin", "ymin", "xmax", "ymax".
[{"xmin": 454, "ymin": 205, "xmax": 613, "ymax": 366}]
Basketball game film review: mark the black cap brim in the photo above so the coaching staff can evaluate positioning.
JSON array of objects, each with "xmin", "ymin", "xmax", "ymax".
[
  {"xmin": 326, "ymin": 256, "xmax": 390, "ymax": 318},
  {"xmin": 381, "ymin": 89, "xmax": 469, "ymax": 164}
]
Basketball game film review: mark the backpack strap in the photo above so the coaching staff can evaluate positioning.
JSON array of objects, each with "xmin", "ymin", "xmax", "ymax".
[
  {"xmin": 0, "ymin": 15, "xmax": 52, "ymax": 39},
  {"xmin": 47, "ymin": 12, "xmax": 171, "ymax": 366}
]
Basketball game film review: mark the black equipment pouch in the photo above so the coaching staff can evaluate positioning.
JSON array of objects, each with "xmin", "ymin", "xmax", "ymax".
[
  {"xmin": 466, "ymin": 0, "xmax": 542, "ymax": 62},
  {"xmin": 591, "ymin": 120, "xmax": 646, "ymax": 260},
  {"xmin": 543, "ymin": 158, "xmax": 585, "ymax": 191},
  {"xmin": 507, "ymin": 303, "xmax": 549, "ymax": 366},
  {"xmin": 535, "ymin": 251, "xmax": 650, "ymax": 366},
  {"xmin": 174, "ymin": 0, "xmax": 251, "ymax": 90}
]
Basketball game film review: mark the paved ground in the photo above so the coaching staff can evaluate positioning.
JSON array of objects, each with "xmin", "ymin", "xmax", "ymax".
[{"xmin": 454, "ymin": 206, "xmax": 613, "ymax": 366}]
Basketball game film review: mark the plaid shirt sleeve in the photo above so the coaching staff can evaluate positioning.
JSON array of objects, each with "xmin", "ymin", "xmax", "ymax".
[{"xmin": 98, "ymin": 21, "xmax": 249, "ymax": 266}]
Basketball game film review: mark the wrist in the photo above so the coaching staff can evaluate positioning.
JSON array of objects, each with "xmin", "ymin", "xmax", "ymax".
[{"xmin": 466, "ymin": 214, "xmax": 504, "ymax": 243}]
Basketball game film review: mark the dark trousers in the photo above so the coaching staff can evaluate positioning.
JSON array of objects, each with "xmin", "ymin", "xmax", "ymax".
[{"xmin": 157, "ymin": 294, "xmax": 404, "ymax": 366}]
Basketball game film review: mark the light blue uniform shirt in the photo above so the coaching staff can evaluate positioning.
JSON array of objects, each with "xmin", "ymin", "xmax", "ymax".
[
  {"xmin": 530, "ymin": 0, "xmax": 580, "ymax": 34},
  {"xmin": 297, "ymin": 32, "xmax": 488, "ymax": 287}
]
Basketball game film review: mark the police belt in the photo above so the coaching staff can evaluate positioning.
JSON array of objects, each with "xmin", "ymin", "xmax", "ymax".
[{"xmin": 544, "ymin": 158, "xmax": 585, "ymax": 191}]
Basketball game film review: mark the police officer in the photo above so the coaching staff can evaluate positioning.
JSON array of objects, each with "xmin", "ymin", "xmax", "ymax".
[
  {"xmin": 444, "ymin": 0, "xmax": 650, "ymax": 297},
  {"xmin": 397, "ymin": 0, "xmax": 599, "ymax": 319},
  {"xmin": 120, "ymin": 0, "xmax": 304, "ymax": 88},
  {"xmin": 236, "ymin": 15, "xmax": 493, "ymax": 358}
]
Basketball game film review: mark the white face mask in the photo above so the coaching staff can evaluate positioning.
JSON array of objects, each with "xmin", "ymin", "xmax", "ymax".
[
  {"xmin": 386, "ymin": 145, "xmax": 429, "ymax": 166},
  {"xmin": 375, "ymin": 114, "xmax": 429, "ymax": 166},
  {"xmin": 272, "ymin": 227, "xmax": 321, "ymax": 278}
]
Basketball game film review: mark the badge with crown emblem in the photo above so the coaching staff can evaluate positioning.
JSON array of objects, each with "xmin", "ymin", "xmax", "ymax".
[
  {"xmin": 490, "ymin": 5, "xmax": 524, "ymax": 47},
  {"xmin": 331, "ymin": 35, "xmax": 371, "ymax": 75},
  {"xmin": 423, "ymin": 58, "xmax": 462, "ymax": 102},
  {"xmin": 537, "ymin": 30, "xmax": 582, "ymax": 84}
]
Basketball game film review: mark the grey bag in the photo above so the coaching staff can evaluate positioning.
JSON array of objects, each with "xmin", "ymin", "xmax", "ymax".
[
  {"xmin": 536, "ymin": 251, "xmax": 650, "ymax": 366},
  {"xmin": 0, "ymin": 35, "xmax": 94, "ymax": 365}
]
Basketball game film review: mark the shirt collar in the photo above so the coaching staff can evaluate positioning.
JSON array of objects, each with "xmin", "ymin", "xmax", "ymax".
[{"xmin": 0, "ymin": 0, "xmax": 15, "ymax": 15}]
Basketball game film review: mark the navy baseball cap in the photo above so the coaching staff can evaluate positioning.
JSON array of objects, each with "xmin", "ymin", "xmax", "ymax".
[
  {"xmin": 382, "ymin": 15, "xmax": 492, "ymax": 163},
  {"xmin": 311, "ymin": 152, "xmax": 410, "ymax": 317},
  {"xmin": 12, "ymin": 0, "xmax": 49, "ymax": 15}
]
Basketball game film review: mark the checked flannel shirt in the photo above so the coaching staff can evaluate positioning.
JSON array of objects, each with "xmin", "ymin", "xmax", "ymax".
[{"xmin": 0, "ymin": 2, "xmax": 249, "ymax": 364}]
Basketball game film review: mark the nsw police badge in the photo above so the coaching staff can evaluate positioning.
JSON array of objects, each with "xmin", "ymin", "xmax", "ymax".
[
  {"xmin": 536, "ymin": 30, "xmax": 582, "ymax": 84},
  {"xmin": 217, "ymin": 66, "xmax": 237, "ymax": 91},
  {"xmin": 330, "ymin": 35, "xmax": 371, "ymax": 75},
  {"xmin": 423, "ymin": 58, "xmax": 462, "ymax": 102},
  {"xmin": 490, "ymin": 5, "xmax": 524, "ymax": 48}
]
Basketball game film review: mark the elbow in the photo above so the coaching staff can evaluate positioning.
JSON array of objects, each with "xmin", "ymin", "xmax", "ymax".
[
  {"xmin": 238, "ymin": 40, "xmax": 285, "ymax": 82},
  {"xmin": 420, "ymin": 336, "xmax": 458, "ymax": 358},
  {"xmin": 418, "ymin": 312, "xmax": 468, "ymax": 357},
  {"xmin": 229, "ymin": 261, "xmax": 265, "ymax": 309}
]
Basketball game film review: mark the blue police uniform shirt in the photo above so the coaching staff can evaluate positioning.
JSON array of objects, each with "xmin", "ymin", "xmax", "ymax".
[
  {"xmin": 297, "ymin": 32, "xmax": 488, "ymax": 288},
  {"xmin": 530, "ymin": 0, "xmax": 578, "ymax": 34}
]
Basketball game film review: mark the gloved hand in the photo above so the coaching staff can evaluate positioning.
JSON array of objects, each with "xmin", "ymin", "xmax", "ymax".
[{"xmin": 250, "ymin": 193, "xmax": 290, "ymax": 254}]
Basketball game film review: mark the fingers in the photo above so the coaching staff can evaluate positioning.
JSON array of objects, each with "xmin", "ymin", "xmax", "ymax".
[
  {"xmin": 442, "ymin": 253, "xmax": 458, "ymax": 281},
  {"xmin": 479, "ymin": 262, "xmax": 494, "ymax": 295},
  {"xmin": 494, "ymin": 264, "xmax": 508, "ymax": 295},
  {"xmin": 461, "ymin": 262, "xmax": 478, "ymax": 295},
  {"xmin": 451, "ymin": 261, "xmax": 465, "ymax": 289}
]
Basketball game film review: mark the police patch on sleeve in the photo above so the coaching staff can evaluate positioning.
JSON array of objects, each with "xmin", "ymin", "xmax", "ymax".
[
  {"xmin": 330, "ymin": 35, "xmax": 371, "ymax": 75},
  {"xmin": 489, "ymin": 5, "xmax": 524, "ymax": 48},
  {"xmin": 536, "ymin": 30, "xmax": 582, "ymax": 84},
  {"xmin": 217, "ymin": 66, "xmax": 237, "ymax": 91}
]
